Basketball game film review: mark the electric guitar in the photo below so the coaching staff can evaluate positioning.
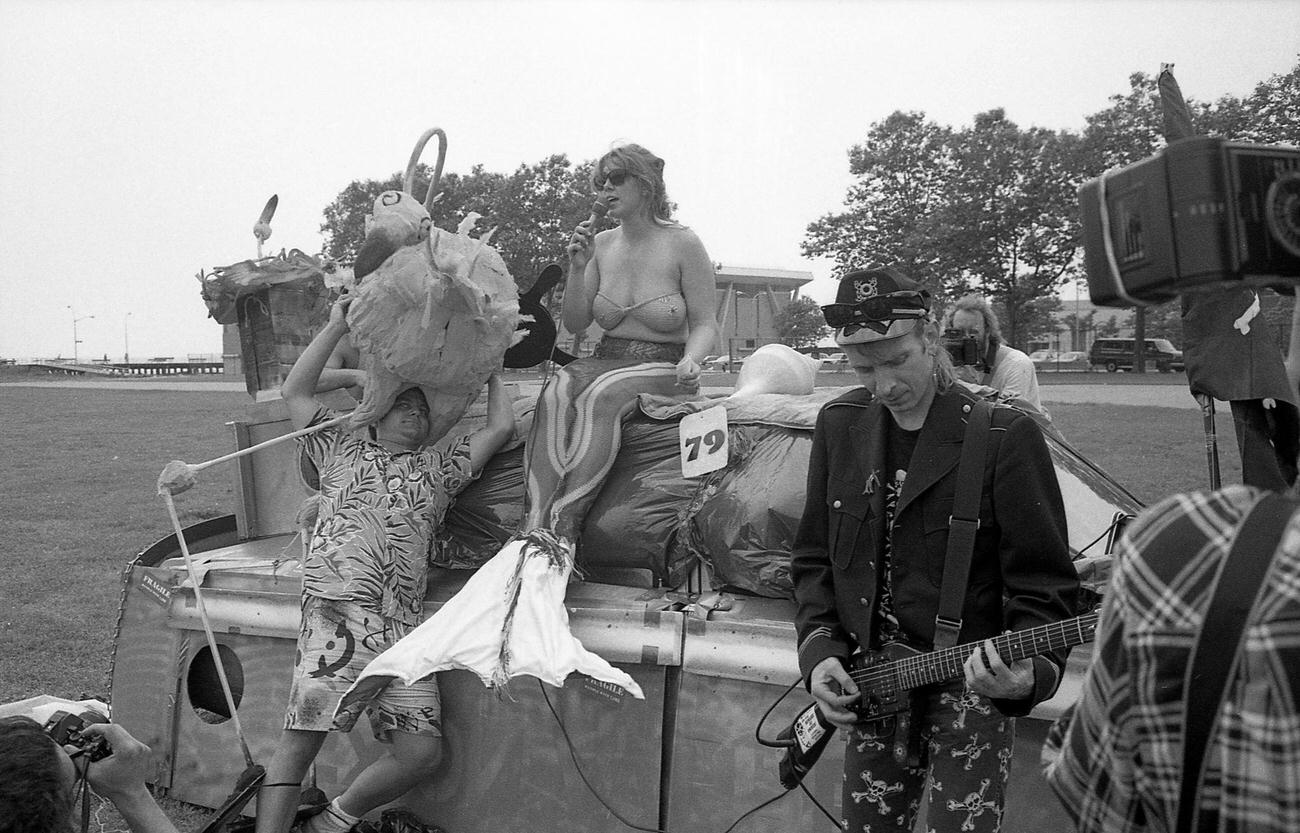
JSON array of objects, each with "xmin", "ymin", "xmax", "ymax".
[
  {"xmin": 777, "ymin": 612, "xmax": 1099, "ymax": 788},
  {"xmin": 849, "ymin": 611, "xmax": 1100, "ymax": 720}
]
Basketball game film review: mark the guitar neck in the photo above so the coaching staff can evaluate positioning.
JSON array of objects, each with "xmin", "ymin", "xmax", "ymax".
[{"xmin": 850, "ymin": 612, "xmax": 1099, "ymax": 692}]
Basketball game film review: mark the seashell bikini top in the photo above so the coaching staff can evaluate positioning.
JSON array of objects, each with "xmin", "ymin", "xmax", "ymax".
[{"xmin": 592, "ymin": 291, "xmax": 688, "ymax": 334}]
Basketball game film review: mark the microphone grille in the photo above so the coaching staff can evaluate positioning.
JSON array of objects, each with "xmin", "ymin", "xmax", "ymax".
[{"xmin": 590, "ymin": 200, "xmax": 609, "ymax": 218}]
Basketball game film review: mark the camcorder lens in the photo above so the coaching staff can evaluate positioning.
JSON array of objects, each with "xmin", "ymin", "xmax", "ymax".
[{"xmin": 942, "ymin": 330, "xmax": 982, "ymax": 366}]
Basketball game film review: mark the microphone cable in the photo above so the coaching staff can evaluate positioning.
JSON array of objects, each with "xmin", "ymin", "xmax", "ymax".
[{"xmin": 540, "ymin": 679, "xmax": 839, "ymax": 832}]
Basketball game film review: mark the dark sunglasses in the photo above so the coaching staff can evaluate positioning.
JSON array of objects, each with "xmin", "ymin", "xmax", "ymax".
[
  {"xmin": 821, "ymin": 291, "xmax": 930, "ymax": 328},
  {"xmin": 597, "ymin": 170, "xmax": 631, "ymax": 189}
]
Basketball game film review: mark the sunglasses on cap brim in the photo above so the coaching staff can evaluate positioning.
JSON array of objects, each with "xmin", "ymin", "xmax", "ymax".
[{"xmin": 821, "ymin": 291, "xmax": 931, "ymax": 328}]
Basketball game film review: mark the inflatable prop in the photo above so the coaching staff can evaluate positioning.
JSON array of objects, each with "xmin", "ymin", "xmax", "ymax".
[{"xmin": 726, "ymin": 343, "xmax": 820, "ymax": 398}]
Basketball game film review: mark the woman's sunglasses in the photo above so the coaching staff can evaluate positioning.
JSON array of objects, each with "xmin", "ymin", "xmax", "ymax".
[
  {"xmin": 596, "ymin": 170, "xmax": 631, "ymax": 189},
  {"xmin": 821, "ymin": 291, "xmax": 930, "ymax": 328}
]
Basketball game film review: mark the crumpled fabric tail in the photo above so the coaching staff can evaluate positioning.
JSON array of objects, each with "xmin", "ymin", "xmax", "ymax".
[{"xmin": 336, "ymin": 536, "xmax": 644, "ymax": 718}]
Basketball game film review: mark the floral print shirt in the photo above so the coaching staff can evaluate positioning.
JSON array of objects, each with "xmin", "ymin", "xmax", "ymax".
[{"xmin": 299, "ymin": 409, "xmax": 473, "ymax": 625}]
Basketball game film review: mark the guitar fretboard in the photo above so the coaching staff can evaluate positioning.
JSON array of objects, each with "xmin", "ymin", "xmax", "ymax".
[{"xmin": 849, "ymin": 612, "xmax": 1099, "ymax": 693}]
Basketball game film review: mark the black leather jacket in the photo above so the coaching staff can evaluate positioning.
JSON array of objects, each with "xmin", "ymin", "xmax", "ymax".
[{"xmin": 791, "ymin": 385, "xmax": 1079, "ymax": 715}]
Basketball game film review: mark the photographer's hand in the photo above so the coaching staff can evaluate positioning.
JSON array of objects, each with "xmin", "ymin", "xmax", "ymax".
[{"xmin": 78, "ymin": 724, "xmax": 178, "ymax": 833}]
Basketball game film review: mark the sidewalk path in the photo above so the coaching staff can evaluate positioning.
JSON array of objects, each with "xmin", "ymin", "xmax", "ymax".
[{"xmin": 1038, "ymin": 384, "xmax": 1200, "ymax": 410}]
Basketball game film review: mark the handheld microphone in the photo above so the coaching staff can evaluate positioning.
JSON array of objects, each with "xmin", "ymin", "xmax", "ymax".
[{"xmin": 587, "ymin": 199, "xmax": 608, "ymax": 229}]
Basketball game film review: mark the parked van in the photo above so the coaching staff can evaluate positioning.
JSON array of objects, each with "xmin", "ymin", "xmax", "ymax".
[{"xmin": 1088, "ymin": 337, "xmax": 1185, "ymax": 373}]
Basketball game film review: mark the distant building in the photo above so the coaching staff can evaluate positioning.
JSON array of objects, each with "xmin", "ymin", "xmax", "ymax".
[
  {"xmin": 1029, "ymin": 297, "xmax": 1132, "ymax": 354},
  {"xmin": 714, "ymin": 265, "xmax": 815, "ymax": 358}
]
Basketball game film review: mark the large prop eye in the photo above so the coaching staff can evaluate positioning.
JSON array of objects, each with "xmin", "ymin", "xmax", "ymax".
[{"xmin": 1265, "ymin": 170, "xmax": 1300, "ymax": 257}]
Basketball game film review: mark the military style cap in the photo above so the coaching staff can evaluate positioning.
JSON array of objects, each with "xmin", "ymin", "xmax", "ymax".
[{"xmin": 821, "ymin": 267, "xmax": 932, "ymax": 346}]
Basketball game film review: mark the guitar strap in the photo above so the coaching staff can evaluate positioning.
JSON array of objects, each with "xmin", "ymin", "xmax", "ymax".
[
  {"xmin": 932, "ymin": 397, "xmax": 993, "ymax": 650},
  {"xmin": 893, "ymin": 397, "xmax": 992, "ymax": 767},
  {"xmin": 1176, "ymin": 492, "xmax": 1295, "ymax": 833},
  {"xmin": 979, "ymin": 342, "xmax": 998, "ymax": 387}
]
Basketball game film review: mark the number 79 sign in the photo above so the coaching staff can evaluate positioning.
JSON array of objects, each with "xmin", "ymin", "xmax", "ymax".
[{"xmin": 678, "ymin": 405, "xmax": 729, "ymax": 478}]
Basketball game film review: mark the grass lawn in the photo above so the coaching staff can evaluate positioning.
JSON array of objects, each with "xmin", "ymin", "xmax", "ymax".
[{"xmin": 0, "ymin": 374, "xmax": 1247, "ymax": 828}]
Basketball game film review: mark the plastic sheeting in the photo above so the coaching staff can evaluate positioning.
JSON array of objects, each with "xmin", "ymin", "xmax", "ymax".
[{"xmin": 436, "ymin": 387, "xmax": 1142, "ymax": 599}]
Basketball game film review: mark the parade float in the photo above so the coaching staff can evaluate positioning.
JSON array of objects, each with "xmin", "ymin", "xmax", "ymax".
[{"xmin": 108, "ymin": 132, "xmax": 1139, "ymax": 833}]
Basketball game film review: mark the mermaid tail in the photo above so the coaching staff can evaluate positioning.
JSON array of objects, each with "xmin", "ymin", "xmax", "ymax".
[{"xmin": 336, "ymin": 531, "xmax": 643, "ymax": 718}]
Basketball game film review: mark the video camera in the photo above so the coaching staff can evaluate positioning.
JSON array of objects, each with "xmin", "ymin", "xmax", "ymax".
[
  {"xmin": 1080, "ymin": 136, "xmax": 1300, "ymax": 307},
  {"xmin": 42, "ymin": 709, "xmax": 112, "ymax": 762},
  {"xmin": 942, "ymin": 329, "xmax": 982, "ymax": 367}
]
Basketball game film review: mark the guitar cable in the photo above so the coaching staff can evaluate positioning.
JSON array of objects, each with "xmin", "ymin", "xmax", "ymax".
[
  {"xmin": 539, "ymin": 680, "xmax": 832, "ymax": 832},
  {"xmin": 753, "ymin": 677, "xmax": 800, "ymax": 748},
  {"xmin": 752, "ymin": 679, "xmax": 840, "ymax": 828}
]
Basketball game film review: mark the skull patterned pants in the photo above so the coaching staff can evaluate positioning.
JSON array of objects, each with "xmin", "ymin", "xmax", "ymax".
[{"xmin": 841, "ymin": 680, "xmax": 1015, "ymax": 833}]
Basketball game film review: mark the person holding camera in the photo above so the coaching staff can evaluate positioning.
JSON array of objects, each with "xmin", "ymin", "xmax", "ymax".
[
  {"xmin": 792, "ymin": 267, "xmax": 1079, "ymax": 832},
  {"xmin": 0, "ymin": 716, "xmax": 179, "ymax": 833},
  {"xmin": 942, "ymin": 293, "xmax": 1046, "ymax": 414}
]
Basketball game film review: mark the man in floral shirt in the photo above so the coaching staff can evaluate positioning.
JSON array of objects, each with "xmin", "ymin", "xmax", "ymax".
[{"xmin": 256, "ymin": 295, "xmax": 516, "ymax": 833}]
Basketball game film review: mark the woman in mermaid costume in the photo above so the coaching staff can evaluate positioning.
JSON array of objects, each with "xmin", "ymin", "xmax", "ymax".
[
  {"xmin": 337, "ymin": 144, "xmax": 718, "ymax": 704},
  {"xmin": 527, "ymin": 143, "xmax": 719, "ymax": 548}
]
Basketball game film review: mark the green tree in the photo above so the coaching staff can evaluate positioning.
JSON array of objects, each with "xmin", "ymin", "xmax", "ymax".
[
  {"xmin": 926, "ymin": 110, "xmax": 1083, "ymax": 346},
  {"xmin": 465, "ymin": 154, "xmax": 597, "ymax": 290},
  {"xmin": 318, "ymin": 155, "xmax": 595, "ymax": 291},
  {"xmin": 319, "ymin": 164, "xmax": 503, "ymax": 265},
  {"xmin": 802, "ymin": 111, "xmax": 957, "ymax": 287},
  {"xmin": 1061, "ymin": 310, "xmax": 1096, "ymax": 350},
  {"xmin": 1081, "ymin": 58, "xmax": 1299, "ymax": 172},
  {"xmin": 1078, "ymin": 71, "xmax": 1167, "ymax": 173},
  {"xmin": 1096, "ymin": 312, "xmax": 1125, "ymax": 338},
  {"xmin": 804, "ymin": 109, "xmax": 1082, "ymax": 349},
  {"xmin": 1138, "ymin": 299, "xmax": 1184, "ymax": 342},
  {"xmin": 1199, "ymin": 57, "xmax": 1299, "ymax": 144},
  {"xmin": 773, "ymin": 296, "xmax": 829, "ymax": 349}
]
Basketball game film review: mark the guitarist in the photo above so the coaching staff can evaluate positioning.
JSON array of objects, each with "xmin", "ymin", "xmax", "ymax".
[{"xmin": 791, "ymin": 267, "xmax": 1080, "ymax": 833}]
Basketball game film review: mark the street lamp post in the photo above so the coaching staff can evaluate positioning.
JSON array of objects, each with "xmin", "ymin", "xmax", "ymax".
[
  {"xmin": 124, "ymin": 312, "xmax": 133, "ymax": 363},
  {"xmin": 67, "ymin": 305, "xmax": 93, "ymax": 365}
]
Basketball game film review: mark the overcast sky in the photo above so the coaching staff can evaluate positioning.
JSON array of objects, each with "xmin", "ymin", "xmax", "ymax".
[{"xmin": 1, "ymin": 0, "xmax": 1296, "ymax": 362}]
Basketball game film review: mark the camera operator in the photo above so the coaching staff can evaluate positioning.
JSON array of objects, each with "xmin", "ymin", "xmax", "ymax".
[
  {"xmin": 0, "ymin": 716, "xmax": 178, "ymax": 833},
  {"xmin": 942, "ymin": 293, "xmax": 1046, "ymax": 414}
]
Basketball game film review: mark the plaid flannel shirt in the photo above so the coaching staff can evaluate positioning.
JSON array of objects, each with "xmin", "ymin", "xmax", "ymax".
[{"xmin": 1045, "ymin": 485, "xmax": 1300, "ymax": 832}]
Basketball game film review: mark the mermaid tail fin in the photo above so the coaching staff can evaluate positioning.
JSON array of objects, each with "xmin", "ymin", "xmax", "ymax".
[{"xmin": 335, "ymin": 534, "xmax": 643, "ymax": 719}]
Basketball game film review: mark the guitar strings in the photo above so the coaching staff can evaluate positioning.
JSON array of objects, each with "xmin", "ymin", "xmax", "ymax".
[{"xmin": 846, "ymin": 613, "xmax": 1099, "ymax": 689}]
